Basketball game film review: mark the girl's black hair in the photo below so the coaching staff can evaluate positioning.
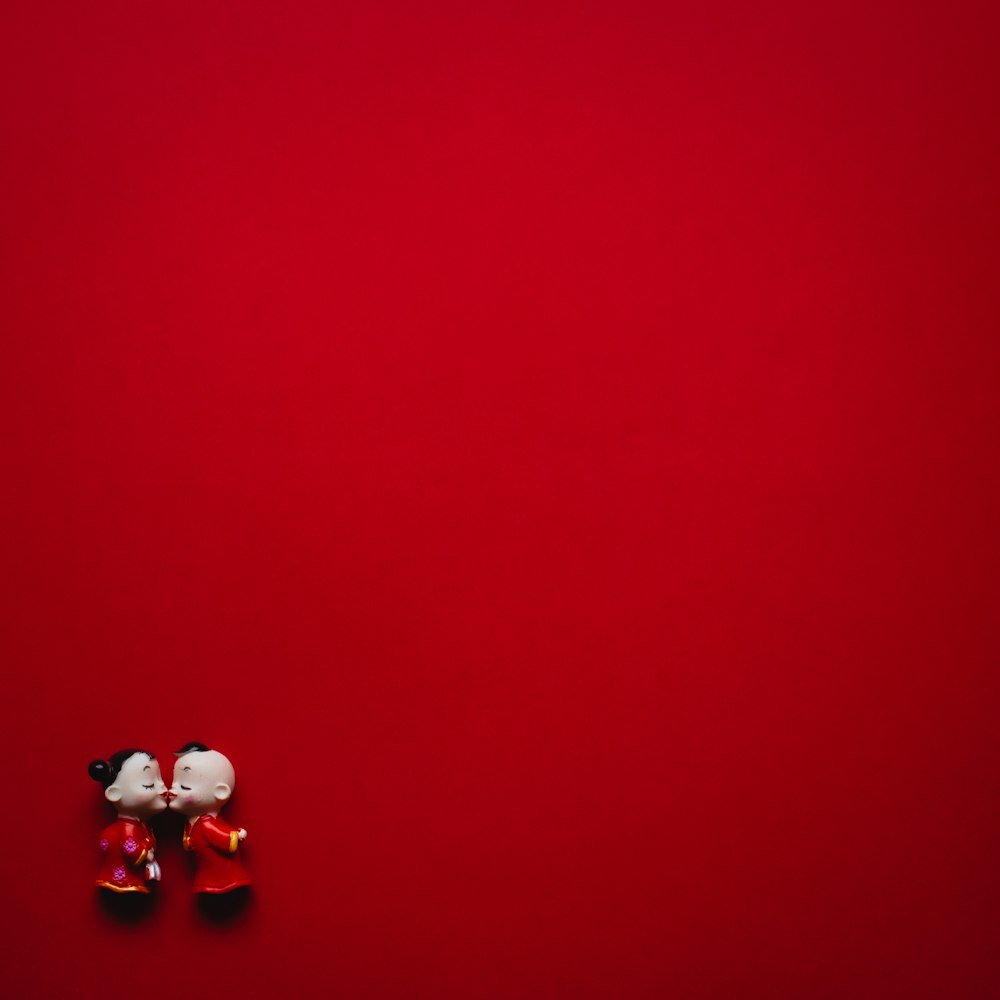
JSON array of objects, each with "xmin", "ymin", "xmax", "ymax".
[{"xmin": 87, "ymin": 748, "xmax": 155, "ymax": 788}]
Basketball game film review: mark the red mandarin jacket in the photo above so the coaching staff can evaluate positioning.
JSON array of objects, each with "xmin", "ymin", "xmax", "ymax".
[
  {"xmin": 183, "ymin": 814, "xmax": 251, "ymax": 893},
  {"xmin": 96, "ymin": 817, "xmax": 154, "ymax": 893}
]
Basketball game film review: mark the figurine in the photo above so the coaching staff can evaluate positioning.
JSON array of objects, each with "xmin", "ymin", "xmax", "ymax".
[
  {"xmin": 88, "ymin": 748, "xmax": 168, "ymax": 892},
  {"xmin": 169, "ymin": 742, "xmax": 250, "ymax": 893}
]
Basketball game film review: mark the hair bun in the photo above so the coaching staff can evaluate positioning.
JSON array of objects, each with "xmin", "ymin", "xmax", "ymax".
[{"xmin": 88, "ymin": 759, "xmax": 109, "ymax": 784}]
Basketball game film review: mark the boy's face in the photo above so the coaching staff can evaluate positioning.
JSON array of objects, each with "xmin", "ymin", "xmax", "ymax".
[
  {"xmin": 106, "ymin": 754, "xmax": 169, "ymax": 819},
  {"xmin": 168, "ymin": 750, "xmax": 235, "ymax": 817}
]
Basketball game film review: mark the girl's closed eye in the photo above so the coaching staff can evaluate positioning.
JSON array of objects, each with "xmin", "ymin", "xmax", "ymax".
[{"xmin": 142, "ymin": 783, "xmax": 154, "ymax": 789}]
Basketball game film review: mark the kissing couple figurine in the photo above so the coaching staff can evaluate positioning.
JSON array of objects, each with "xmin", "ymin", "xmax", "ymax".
[{"xmin": 88, "ymin": 742, "xmax": 250, "ymax": 895}]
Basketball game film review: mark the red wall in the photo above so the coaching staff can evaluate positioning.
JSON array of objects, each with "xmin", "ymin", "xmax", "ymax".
[{"xmin": 3, "ymin": 3, "xmax": 998, "ymax": 997}]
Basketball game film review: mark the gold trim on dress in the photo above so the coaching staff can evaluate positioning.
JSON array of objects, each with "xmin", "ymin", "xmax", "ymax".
[
  {"xmin": 229, "ymin": 831, "xmax": 239, "ymax": 853},
  {"xmin": 96, "ymin": 880, "xmax": 150, "ymax": 893}
]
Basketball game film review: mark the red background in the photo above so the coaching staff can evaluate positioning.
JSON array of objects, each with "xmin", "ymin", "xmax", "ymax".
[{"xmin": 2, "ymin": 2, "xmax": 998, "ymax": 997}]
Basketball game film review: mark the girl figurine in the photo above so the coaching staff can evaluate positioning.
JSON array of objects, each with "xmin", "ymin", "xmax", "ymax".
[{"xmin": 88, "ymin": 748, "xmax": 169, "ymax": 893}]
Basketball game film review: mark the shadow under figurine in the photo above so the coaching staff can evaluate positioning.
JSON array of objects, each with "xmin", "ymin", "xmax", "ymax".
[
  {"xmin": 88, "ymin": 749, "xmax": 169, "ymax": 893},
  {"xmin": 169, "ymin": 742, "xmax": 251, "ymax": 894}
]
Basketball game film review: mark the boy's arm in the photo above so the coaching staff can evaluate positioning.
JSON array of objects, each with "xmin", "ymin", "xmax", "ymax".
[{"xmin": 201, "ymin": 816, "xmax": 247, "ymax": 854}]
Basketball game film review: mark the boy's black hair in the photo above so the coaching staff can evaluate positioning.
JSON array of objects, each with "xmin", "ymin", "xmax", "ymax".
[
  {"xmin": 87, "ymin": 748, "xmax": 155, "ymax": 788},
  {"xmin": 175, "ymin": 741, "xmax": 211, "ymax": 754}
]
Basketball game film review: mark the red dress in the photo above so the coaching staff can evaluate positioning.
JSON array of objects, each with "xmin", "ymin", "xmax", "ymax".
[
  {"xmin": 96, "ymin": 817, "xmax": 155, "ymax": 893},
  {"xmin": 182, "ymin": 814, "xmax": 251, "ymax": 893}
]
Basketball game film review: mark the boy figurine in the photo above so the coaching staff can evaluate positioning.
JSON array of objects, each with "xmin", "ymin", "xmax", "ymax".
[
  {"xmin": 169, "ymin": 742, "xmax": 251, "ymax": 893},
  {"xmin": 88, "ymin": 748, "xmax": 169, "ymax": 892}
]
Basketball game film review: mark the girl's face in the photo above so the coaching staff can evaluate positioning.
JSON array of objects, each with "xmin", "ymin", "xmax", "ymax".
[{"xmin": 106, "ymin": 754, "xmax": 169, "ymax": 819}]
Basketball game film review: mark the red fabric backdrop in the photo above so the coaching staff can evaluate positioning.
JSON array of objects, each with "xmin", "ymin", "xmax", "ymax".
[{"xmin": 2, "ymin": 2, "xmax": 998, "ymax": 997}]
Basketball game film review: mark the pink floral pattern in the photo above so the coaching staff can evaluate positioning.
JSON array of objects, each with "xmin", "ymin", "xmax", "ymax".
[
  {"xmin": 123, "ymin": 837, "xmax": 138, "ymax": 854},
  {"xmin": 112, "ymin": 865, "xmax": 127, "ymax": 883},
  {"xmin": 99, "ymin": 838, "xmax": 109, "ymax": 852}
]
